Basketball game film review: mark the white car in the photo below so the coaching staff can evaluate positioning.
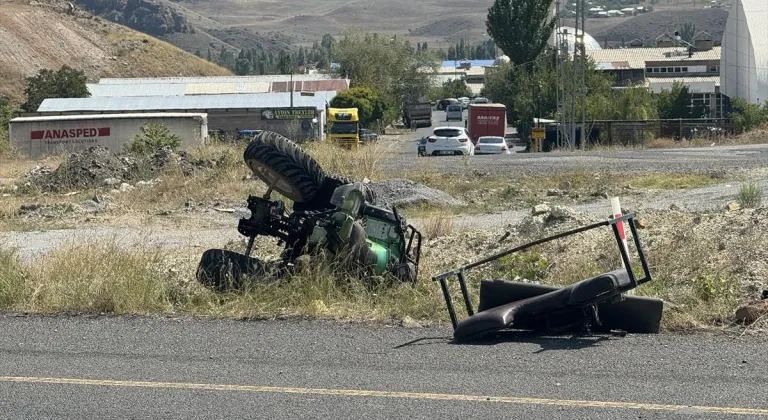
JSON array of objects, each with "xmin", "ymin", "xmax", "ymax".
[
  {"xmin": 425, "ymin": 127, "xmax": 475, "ymax": 156},
  {"xmin": 458, "ymin": 97, "xmax": 470, "ymax": 109},
  {"xmin": 445, "ymin": 104, "xmax": 463, "ymax": 121},
  {"xmin": 474, "ymin": 136, "xmax": 510, "ymax": 155}
]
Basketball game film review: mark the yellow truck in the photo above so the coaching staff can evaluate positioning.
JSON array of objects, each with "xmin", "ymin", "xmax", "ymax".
[{"xmin": 326, "ymin": 107, "xmax": 360, "ymax": 148}]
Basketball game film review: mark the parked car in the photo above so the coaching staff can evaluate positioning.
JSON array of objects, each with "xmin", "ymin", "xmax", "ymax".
[
  {"xmin": 360, "ymin": 128, "xmax": 378, "ymax": 142},
  {"xmin": 471, "ymin": 97, "xmax": 490, "ymax": 104},
  {"xmin": 458, "ymin": 97, "xmax": 471, "ymax": 109},
  {"xmin": 474, "ymin": 136, "xmax": 510, "ymax": 155},
  {"xmin": 436, "ymin": 98, "xmax": 458, "ymax": 111},
  {"xmin": 445, "ymin": 104, "xmax": 463, "ymax": 121},
  {"xmin": 425, "ymin": 127, "xmax": 474, "ymax": 156},
  {"xmin": 417, "ymin": 136, "xmax": 428, "ymax": 156}
]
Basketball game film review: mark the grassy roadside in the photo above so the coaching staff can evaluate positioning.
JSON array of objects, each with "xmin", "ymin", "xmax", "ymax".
[
  {"xmin": 1, "ymin": 206, "xmax": 765, "ymax": 332},
  {"xmin": 0, "ymin": 139, "xmax": 742, "ymax": 231}
]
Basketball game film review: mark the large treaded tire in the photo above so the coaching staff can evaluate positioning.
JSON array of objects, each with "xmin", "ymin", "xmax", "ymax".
[
  {"xmin": 244, "ymin": 131, "xmax": 325, "ymax": 203},
  {"xmin": 196, "ymin": 248, "xmax": 267, "ymax": 292}
]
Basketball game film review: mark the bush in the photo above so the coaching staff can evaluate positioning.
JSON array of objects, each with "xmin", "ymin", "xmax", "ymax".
[
  {"xmin": 0, "ymin": 102, "xmax": 20, "ymax": 155},
  {"xmin": 729, "ymin": 98, "xmax": 768, "ymax": 134},
  {"xmin": 126, "ymin": 123, "xmax": 182, "ymax": 155},
  {"xmin": 737, "ymin": 182, "xmax": 763, "ymax": 208}
]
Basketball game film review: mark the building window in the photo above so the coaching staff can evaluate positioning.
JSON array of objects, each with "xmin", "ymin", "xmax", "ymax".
[
  {"xmin": 661, "ymin": 67, "xmax": 667, "ymax": 73},
  {"xmin": 709, "ymin": 65, "xmax": 719, "ymax": 72},
  {"xmin": 674, "ymin": 67, "xmax": 681, "ymax": 72},
  {"xmin": 682, "ymin": 67, "xmax": 688, "ymax": 72}
]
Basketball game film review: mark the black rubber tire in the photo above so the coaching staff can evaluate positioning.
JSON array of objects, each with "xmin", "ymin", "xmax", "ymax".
[
  {"xmin": 196, "ymin": 248, "xmax": 267, "ymax": 292},
  {"xmin": 243, "ymin": 131, "xmax": 325, "ymax": 203}
]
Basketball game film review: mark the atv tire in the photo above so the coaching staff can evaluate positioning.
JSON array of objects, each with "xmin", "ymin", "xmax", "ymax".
[
  {"xmin": 197, "ymin": 248, "xmax": 267, "ymax": 291},
  {"xmin": 244, "ymin": 131, "xmax": 325, "ymax": 203}
]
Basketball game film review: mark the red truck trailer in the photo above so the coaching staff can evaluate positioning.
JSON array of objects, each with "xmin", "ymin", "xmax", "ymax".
[{"xmin": 467, "ymin": 103, "xmax": 507, "ymax": 144}]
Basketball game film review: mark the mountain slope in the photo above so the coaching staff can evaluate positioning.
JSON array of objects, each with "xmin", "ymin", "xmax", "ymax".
[{"xmin": 0, "ymin": 0, "xmax": 231, "ymax": 103}]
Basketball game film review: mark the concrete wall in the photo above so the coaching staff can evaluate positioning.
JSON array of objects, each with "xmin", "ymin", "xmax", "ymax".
[
  {"xmin": 10, "ymin": 115, "xmax": 207, "ymax": 157},
  {"xmin": 25, "ymin": 108, "xmax": 327, "ymax": 142}
]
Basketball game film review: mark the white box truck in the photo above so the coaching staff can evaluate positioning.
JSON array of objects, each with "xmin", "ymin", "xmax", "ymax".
[{"xmin": 9, "ymin": 113, "xmax": 208, "ymax": 157}]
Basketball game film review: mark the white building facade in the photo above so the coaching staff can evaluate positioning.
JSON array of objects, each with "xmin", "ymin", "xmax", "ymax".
[{"xmin": 720, "ymin": 0, "xmax": 768, "ymax": 104}]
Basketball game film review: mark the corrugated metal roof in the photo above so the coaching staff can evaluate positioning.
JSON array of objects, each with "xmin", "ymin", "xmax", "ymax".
[
  {"xmin": 37, "ymin": 91, "xmax": 338, "ymax": 113},
  {"xmin": 87, "ymin": 84, "xmax": 186, "ymax": 97},
  {"xmin": 89, "ymin": 79, "xmax": 349, "ymax": 97},
  {"xmin": 588, "ymin": 46, "xmax": 721, "ymax": 69},
  {"xmin": 97, "ymin": 75, "xmax": 345, "ymax": 85},
  {"xmin": 12, "ymin": 113, "xmax": 208, "ymax": 122}
]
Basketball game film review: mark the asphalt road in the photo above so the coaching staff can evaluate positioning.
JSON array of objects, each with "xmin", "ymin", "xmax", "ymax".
[
  {"xmin": 382, "ymin": 110, "xmax": 768, "ymax": 176},
  {"xmin": 2, "ymin": 316, "xmax": 767, "ymax": 419}
]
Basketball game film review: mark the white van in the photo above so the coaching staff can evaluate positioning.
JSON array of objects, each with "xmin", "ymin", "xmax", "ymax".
[{"xmin": 445, "ymin": 104, "xmax": 463, "ymax": 121}]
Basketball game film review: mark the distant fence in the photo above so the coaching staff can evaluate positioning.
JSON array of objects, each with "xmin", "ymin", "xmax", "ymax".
[{"xmin": 587, "ymin": 118, "xmax": 733, "ymax": 147}]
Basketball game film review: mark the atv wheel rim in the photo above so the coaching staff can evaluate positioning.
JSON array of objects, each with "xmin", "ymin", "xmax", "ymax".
[{"xmin": 247, "ymin": 160, "xmax": 302, "ymax": 202}]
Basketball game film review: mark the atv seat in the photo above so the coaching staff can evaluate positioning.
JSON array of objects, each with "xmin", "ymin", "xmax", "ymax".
[
  {"xmin": 454, "ymin": 269, "xmax": 631, "ymax": 341},
  {"xmin": 433, "ymin": 214, "xmax": 660, "ymax": 343}
]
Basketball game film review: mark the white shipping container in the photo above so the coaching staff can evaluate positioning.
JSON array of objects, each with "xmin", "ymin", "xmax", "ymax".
[{"xmin": 9, "ymin": 113, "xmax": 208, "ymax": 157}]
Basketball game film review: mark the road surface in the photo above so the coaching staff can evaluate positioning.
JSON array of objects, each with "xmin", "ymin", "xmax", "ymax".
[
  {"xmin": 1, "ymin": 316, "xmax": 767, "ymax": 419},
  {"xmin": 390, "ymin": 109, "xmax": 525, "ymax": 156}
]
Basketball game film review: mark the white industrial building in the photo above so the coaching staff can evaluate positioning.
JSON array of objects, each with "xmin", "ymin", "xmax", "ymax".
[
  {"xmin": 10, "ymin": 113, "xmax": 208, "ymax": 157},
  {"xmin": 720, "ymin": 0, "xmax": 768, "ymax": 104},
  {"xmin": 29, "ymin": 75, "xmax": 350, "ymax": 141}
]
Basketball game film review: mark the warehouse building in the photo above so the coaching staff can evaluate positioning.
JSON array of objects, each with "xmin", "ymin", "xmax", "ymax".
[
  {"xmin": 10, "ymin": 113, "xmax": 208, "ymax": 157},
  {"xmin": 34, "ymin": 90, "xmax": 339, "ymax": 141},
  {"xmin": 720, "ymin": 0, "xmax": 768, "ymax": 104}
]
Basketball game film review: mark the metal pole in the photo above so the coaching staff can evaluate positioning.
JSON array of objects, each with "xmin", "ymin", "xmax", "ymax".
[
  {"xmin": 580, "ymin": 0, "xmax": 587, "ymax": 150},
  {"xmin": 290, "ymin": 71, "xmax": 294, "ymax": 110},
  {"xmin": 571, "ymin": 0, "xmax": 579, "ymax": 149}
]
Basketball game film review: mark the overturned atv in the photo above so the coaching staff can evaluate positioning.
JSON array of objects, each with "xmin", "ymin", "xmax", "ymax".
[{"xmin": 197, "ymin": 131, "xmax": 422, "ymax": 291}]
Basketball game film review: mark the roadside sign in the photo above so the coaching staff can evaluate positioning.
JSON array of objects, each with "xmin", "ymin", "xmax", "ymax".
[{"xmin": 531, "ymin": 128, "xmax": 545, "ymax": 139}]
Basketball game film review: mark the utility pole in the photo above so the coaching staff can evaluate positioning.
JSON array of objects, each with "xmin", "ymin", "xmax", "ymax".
[
  {"xmin": 571, "ymin": 0, "xmax": 579, "ymax": 149},
  {"xmin": 290, "ymin": 71, "xmax": 294, "ymax": 111},
  {"xmin": 555, "ymin": 0, "xmax": 565, "ymax": 149},
  {"xmin": 580, "ymin": 0, "xmax": 587, "ymax": 150}
]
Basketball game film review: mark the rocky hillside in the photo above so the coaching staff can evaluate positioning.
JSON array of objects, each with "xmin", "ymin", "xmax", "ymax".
[
  {"xmin": 73, "ymin": 0, "xmax": 191, "ymax": 37},
  {"xmin": 0, "ymin": 0, "xmax": 231, "ymax": 103}
]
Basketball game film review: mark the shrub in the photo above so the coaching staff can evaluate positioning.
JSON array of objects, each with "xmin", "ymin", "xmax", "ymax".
[
  {"xmin": 737, "ymin": 182, "xmax": 763, "ymax": 208},
  {"xmin": 126, "ymin": 123, "xmax": 182, "ymax": 155}
]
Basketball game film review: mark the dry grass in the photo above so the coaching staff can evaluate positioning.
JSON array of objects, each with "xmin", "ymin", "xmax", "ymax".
[
  {"xmin": 303, "ymin": 141, "xmax": 391, "ymax": 181},
  {"xmin": 590, "ymin": 129, "xmax": 768, "ymax": 151},
  {"xmin": 1, "ymin": 206, "xmax": 765, "ymax": 332},
  {"xmin": 417, "ymin": 215, "xmax": 454, "ymax": 239},
  {"xmin": 0, "ymin": 241, "xmax": 451, "ymax": 321}
]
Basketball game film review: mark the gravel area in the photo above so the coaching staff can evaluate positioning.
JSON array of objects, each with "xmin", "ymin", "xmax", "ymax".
[
  {"xmin": 379, "ymin": 142, "xmax": 768, "ymax": 176},
  {"xmin": 370, "ymin": 178, "xmax": 464, "ymax": 207}
]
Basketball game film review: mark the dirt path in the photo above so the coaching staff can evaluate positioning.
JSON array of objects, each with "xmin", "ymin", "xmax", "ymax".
[{"xmin": 2, "ymin": 179, "xmax": 762, "ymax": 263}]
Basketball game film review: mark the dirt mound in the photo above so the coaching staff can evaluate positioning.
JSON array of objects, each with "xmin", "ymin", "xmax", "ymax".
[
  {"xmin": 0, "ymin": 0, "xmax": 230, "ymax": 102},
  {"xmin": 370, "ymin": 179, "xmax": 465, "ymax": 208},
  {"xmin": 21, "ymin": 147, "xmax": 135, "ymax": 192},
  {"xmin": 20, "ymin": 146, "xmax": 217, "ymax": 192},
  {"xmin": 593, "ymin": 8, "xmax": 728, "ymax": 44}
]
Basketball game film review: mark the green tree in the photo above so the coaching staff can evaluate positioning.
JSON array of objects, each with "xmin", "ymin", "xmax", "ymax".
[
  {"xmin": 486, "ymin": 0, "xmax": 556, "ymax": 65},
  {"xmin": 0, "ymin": 102, "xmax": 20, "ymax": 154},
  {"xmin": 440, "ymin": 79, "xmax": 472, "ymax": 99},
  {"xmin": 235, "ymin": 50, "xmax": 253, "ymax": 75},
  {"xmin": 329, "ymin": 87, "xmax": 388, "ymax": 127},
  {"xmin": 333, "ymin": 30, "xmax": 438, "ymax": 122},
  {"xmin": 125, "ymin": 123, "xmax": 182, "ymax": 155},
  {"xmin": 678, "ymin": 23, "xmax": 696, "ymax": 44},
  {"xmin": 656, "ymin": 82, "xmax": 707, "ymax": 119},
  {"xmin": 729, "ymin": 98, "xmax": 768, "ymax": 133},
  {"xmin": 277, "ymin": 52, "xmax": 294, "ymax": 75},
  {"xmin": 22, "ymin": 65, "xmax": 90, "ymax": 112}
]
